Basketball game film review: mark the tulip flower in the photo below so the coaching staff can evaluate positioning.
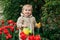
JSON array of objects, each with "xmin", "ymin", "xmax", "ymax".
[
  {"xmin": 13, "ymin": 22, "xmax": 16, "ymax": 26},
  {"xmin": 0, "ymin": 20, "xmax": 4, "ymax": 24},
  {"xmin": 1, "ymin": 27, "xmax": 5, "ymax": 30},
  {"xmin": 20, "ymin": 32, "xmax": 27, "ymax": 40},
  {"xmin": 4, "ymin": 26, "xmax": 9, "ymax": 29},
  {"xmin": 7, "ymin": 20, "xmax": 15, "ymax": 25},
  {"xmin": 28, "ymin": 35, "xmax": 35, "ymax": 40},
  {"xmin": 3, "ymin": 29, "xmax": 9, "ymax": 34},
  {"xmin": 0, "ymin": 28, "xmax": 2, "ymax": 31},
  {"xmin": 6, "ymin": 35, "xmax": 9, "ymax": 39},
  {"xmin": 35, "ymin": 35, "xmax": 41, "ymax": 40},
  {"xmin": 9, "ymin": 26, "xmax": 14, "ymax": 32},
  {"xmin": 0, "ymin": 28, "xmax": 2, "ymax": 35},
  {"xmin": 20, "ymin": 32, "xmax": 24, "ymax": 35},
  {"xmin": 7, "ymin": 34, "xmax": 12, "ymax": 39},
  {"xmin": 6, "ymin": 34, "xmax": 12, "ymax": 39}
]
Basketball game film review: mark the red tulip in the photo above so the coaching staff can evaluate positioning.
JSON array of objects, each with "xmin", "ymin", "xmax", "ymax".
[
  {"xmin": 1, "ymin": 20, "xmax": 4, "ymax": 24},
  {"xmin": 20, "ymin": 32, "xmax": 24, "ymax": 35},
  {"xmin": 6, "ymin": 35, "xmax": 9, "ymax": 39},
  {"xmin": 9, "ymin": 25, "xmax": 13, "ymax": 28},
  {"xmin": 0, "ymin": 28, "xmax": 2, "ymax": 31},
  {"xmin": 1, "ymin": 26, "xmax": 9, "ymax": 30},
  {"xmin": 10, "ymin": 26, "xmax": 14, "ymax": 32},
  {"xmin": 35, "ymin": 35, "xmax": 41, "ymax": 40},
  {"xmin": 12, "ymin": 22, "xmax": 16, "ymax": 26},
  {"xmin": 20, "ymin": 32, "xmax": 27, "ymax": 40},
  {"xmin": 4, "ymin": 26, "xmax": 9, "ymax": 29},
  {"xmin": 0, "ymin": 31, "xmax": 2, "ymax": 35},
  {"xmin": 28, "ymin": 35, "xmax": 35, "ymax": 40},
  {"xmin": 14, "ymin": 23, "xmax": 16, "ymax": 25},
  {"xmin": 7, "ymin": 20, "xmax": 14, "ymax": 24},
  {"xmin": 3, "ymin": 29, "xmax": 9, "ymax": 34},
  {"xmin": 6, "ymin": 34, "xmax": 12, "ymax": 39},
  {"xmin": 1, "ymin": 27, "xmax": 5, "ymax": 30},
  {"xmin": 7, "ymin": 34, "xmax": 12, "ymax": 39}
]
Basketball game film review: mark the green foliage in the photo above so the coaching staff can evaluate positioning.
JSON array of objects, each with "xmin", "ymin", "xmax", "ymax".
[
  {"xmin": 1, "ymin": 32, "xmax": 6, "ymax": 40},
  {"xmin": 3, "ymin": 0, "xmax": 20, "ymax": 22},
  {"xmin": 40, "ymin": 1, "xmax": 60, "ymax": 40}
]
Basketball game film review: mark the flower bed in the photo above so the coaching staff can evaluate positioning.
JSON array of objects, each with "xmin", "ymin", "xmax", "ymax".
[
  {"xmin": 0, "ymin": 20, "xmax": 19, "ymax": 40},
  {"xmin": 0, "ymin": 20, "xmax": 41, "ymax": 40}
]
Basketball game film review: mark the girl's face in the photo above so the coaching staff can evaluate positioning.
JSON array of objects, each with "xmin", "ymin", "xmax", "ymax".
[{"xmin": 22, "ymin": 7, "xmax": 32, "ymax": 17}]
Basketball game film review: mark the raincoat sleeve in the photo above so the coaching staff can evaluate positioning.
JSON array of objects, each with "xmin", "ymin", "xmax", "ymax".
[
  {"xmin": 32, "ymin": 17, "xmax": 37, "ymax": 35},
  {"xmin": 17, "ymin": 17, "xmax": 23, "ymax": 29}
]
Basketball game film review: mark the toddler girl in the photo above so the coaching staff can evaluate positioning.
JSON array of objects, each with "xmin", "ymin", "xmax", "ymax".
[{"xmin": 17, "ymin": 4, "xmax": 36, "ymax": 40}]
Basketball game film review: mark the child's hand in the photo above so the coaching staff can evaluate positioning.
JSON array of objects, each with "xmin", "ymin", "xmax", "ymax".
[
  {"xmin": 22, "ymin": 24, "xmax": 28, "ymax": 28},
  {"xmin": 35, "ymin": 22, "xmax": 41, "ymax": 28}
]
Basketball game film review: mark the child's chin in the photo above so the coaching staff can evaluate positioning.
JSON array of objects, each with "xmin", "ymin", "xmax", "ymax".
[{"xmin": 24, "ymin": 15, "xmax": 29, "ymax": 17}]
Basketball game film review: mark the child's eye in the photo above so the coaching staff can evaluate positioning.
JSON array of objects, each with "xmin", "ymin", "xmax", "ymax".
[
  {"xmin": 28, "ymin": 10, "xmax": 31, "ymax": 11},
  {"xmin": 25, "ymin": 9, "xmax": 27, "ymax": 11},
  {"xmin": 25, "ymin": 9, "xmax": 31, "ymax": 11}
]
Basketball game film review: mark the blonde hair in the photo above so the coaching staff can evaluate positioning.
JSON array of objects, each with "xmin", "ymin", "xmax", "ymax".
[{"xmin": 22, "ymin": 4, "xmax": 33, "ymax": 11}]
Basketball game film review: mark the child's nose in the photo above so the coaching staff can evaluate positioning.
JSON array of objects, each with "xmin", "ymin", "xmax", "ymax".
[{"xmin": 26, "ymin": 11, "xmax": 29, "ymax": 13}]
